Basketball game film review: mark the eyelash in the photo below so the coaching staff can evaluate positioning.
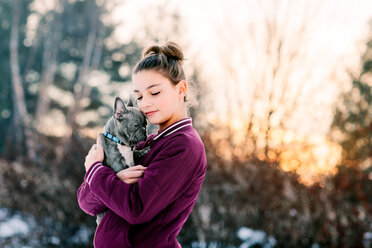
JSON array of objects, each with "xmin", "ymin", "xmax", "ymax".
[{"xmin": 137, "ymin": 92, "xmax": 160, "ymax": 100}]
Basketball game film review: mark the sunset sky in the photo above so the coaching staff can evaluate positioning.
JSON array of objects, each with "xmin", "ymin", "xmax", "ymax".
[
  {"xmin": 109, "ymin": 0, "xmax": 372, "ymax": 184},
  {"xmin": 28, "ymin": 0, "xmax": 372, "ymax": 184},
  {"xmin": 110, "ymin": 0, "xmax": 372, "ymax": 135}
]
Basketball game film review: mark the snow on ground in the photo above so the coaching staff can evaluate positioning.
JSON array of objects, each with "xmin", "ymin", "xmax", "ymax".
[
  {"xmin": 237, "ymin": 227, "xmax": 276, "ymax": 248},
  {"xmin": 0, "ymin": 208, "xmax": 32, "ymax": 238},
  {"xmin": 0, "ymin": 206, "xmax": 93, "ymax": 247},
  {"xmin": 0, "ymin": 215, "xmax": 29, "ymax": 237},
  {"xmin": 1, "ymin": 207, "xmax": 372, "ymax": 247},
  {"xmin": 364, "ymin": 223, "xmax": 372, "ymax": 248}
]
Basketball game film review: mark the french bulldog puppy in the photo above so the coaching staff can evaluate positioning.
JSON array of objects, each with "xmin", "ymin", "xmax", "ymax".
[{"xmin": 96, "ymin": 97, "xmax": 149, "ymax": 224}]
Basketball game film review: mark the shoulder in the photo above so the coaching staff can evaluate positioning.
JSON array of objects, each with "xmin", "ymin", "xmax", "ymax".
[
  {"xmin": 163, "ymin": 127, "xmax": 204, "ymax": 151},
  {"xmin": 144, "ymin": 127, "xmax": 207, "ymax": 176},
  {"xmin": 154, "ymin": 128, "xmax": 206, "ymax": 165}
]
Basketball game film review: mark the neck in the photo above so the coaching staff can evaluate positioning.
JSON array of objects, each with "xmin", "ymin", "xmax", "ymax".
[{"xmin": 159, "ymin": 108, "xmax": 188, "ymax": 132}]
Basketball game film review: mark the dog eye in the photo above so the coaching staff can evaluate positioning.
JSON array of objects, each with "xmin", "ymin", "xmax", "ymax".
[{"xmin": 137, "ymin": 96, "xmax": 143, "ymax": 100}]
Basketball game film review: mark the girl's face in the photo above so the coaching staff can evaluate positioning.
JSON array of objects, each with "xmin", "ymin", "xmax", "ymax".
[{"xmin": 132, "ymin": 70, "xmax": 187, "ymax": 131}]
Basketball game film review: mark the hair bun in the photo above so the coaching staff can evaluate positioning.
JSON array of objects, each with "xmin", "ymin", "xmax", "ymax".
[{"xmin": 143, "ymin": 41, "xmax": 184, "ymax": 62}]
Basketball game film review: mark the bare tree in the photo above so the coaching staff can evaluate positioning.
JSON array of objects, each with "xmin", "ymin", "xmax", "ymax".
[
  {"xmin": 194, "ymin": 0, "xmax": 345, "ymax": 165},
  {"xmin": 9, "ymin": 0, "xmax": 35, "ymax": 160},
  {"xmin": 63, "ymin": 0, "xmax": 104, "ymax": 142},
  {"xmin": 34, "ymin": 11, "xmax": 61, "ymax": 130}
]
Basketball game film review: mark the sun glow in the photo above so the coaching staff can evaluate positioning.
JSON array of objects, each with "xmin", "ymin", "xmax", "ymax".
[
  {"xmin": 26, "ymin": 0, "xmax": 371, "ymax": 185},
  {"xmin": 206, "ymin": 117, "xmax": 342, "ymax": 185}
]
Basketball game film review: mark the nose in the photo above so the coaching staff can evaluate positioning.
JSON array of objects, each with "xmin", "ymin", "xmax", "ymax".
[{"xmin": 138, "ymin": 95, "xmax": 152, "ymax": 109}]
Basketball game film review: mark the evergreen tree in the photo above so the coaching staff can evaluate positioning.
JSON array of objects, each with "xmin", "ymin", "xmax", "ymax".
[
  {"xmin": 1, "ymin": 0, "xmax": 144, "ymax": 159},
  {"xmin": 332, "ymin": 25, "xmax": 372, "ymax": 168},
  {"xmin": 0, "ymin": 1, "xmax": 13, "ymax": 154}
]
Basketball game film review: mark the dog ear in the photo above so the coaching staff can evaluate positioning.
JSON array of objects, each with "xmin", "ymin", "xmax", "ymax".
[
  {"xmin": 127, "ymin": 98, "xmax": 134, "ymax": 107},
  {"xmin": 114, "ymin": 97, "xmax": 128, "ymax": 119}
]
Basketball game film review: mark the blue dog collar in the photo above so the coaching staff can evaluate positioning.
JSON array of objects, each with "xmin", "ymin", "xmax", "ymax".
[{"xmin": 103, "ymin": 132, "xmax": 125, "ymax": 146}]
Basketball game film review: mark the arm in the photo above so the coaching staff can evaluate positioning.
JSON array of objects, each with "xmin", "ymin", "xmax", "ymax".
[
  {"xmin": 86, "ymin": 136, "xmax": 205, "ymax": 225},
  {"xmin": 77, "ymin": 136, "xmax": 146, "ymax": 216},
  {"xmin": 77, "ymin": 165, "xmax": 147, "ymax": 216},
  {"xmin": 77, "ymin": 139, "xmax": 107, "ymax": 216},
  {"xmin": 77, "ymin": 162, "xmax": 108, "ymax": 216}
]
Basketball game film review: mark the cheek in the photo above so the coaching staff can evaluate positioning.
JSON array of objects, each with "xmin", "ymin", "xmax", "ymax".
[
  {"xmin": 137, "ymin": 101, "xmax": 144, "ymax": 110},
  {"xmin": 158, "ymin": 94, "xmax": 174, "ymax": 110}
]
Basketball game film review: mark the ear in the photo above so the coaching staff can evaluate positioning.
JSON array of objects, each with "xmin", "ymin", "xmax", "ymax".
[
  {"xmin": 127, "ymin": 98, "xmax": 134, "ymax": 107},
  {"xmin": 114, "ymin": 97, "xmax": 128, "ymax": 119},
  {"xmin": 177, "ymin": 80, "xmax": 187, "ymax": 98}
]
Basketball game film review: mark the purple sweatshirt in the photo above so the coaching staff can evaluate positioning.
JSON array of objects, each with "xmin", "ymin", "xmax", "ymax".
[{"xmin": 77, "ymin": 118, "xmax": 207, "ymax": 247}]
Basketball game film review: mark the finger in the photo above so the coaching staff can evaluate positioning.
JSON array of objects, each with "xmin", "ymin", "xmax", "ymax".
[
  {"xmin": 91, "ymin": 133, "xmax": 103, "ymax": 151},
  {"xmin": 118, "ymin": 170, "xmax": 144, "ymax": 179},
  {"xmin": 123, "ymin": 166, "xmax": 144, "ymax": 172},
  {"xmin": 127, "ymin": 168, "xmax": 146, "ymax": 174},
  {"xmin": 127, "ymin": 171, "xmax": 144, "ymax": 178},
  {"xmin": 96, "ymin": 140, "xmax": 104, "ymax": 157},
  {"xmin": 125, "ymin": 179, "xmax": 139, "ymax": 184},
  {"xmin": 130, "ymin": 165, "xmax": 147, "ymax": 170},
  {"xmin": 97, "ymin": 134, "xmax": 102, "ymax": 146},
  {"xmin": 96, "ymin": 142, "xmax": 103, "ymax": 152},
  {"xmin": 116, "ymin": 172, "xmax": 141, "ymax": 184}
]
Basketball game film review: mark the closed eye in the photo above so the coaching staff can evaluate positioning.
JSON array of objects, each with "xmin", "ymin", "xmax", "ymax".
[{"xmin": 137, "ymin": 91, "xmax": 159, "ymax": 100}]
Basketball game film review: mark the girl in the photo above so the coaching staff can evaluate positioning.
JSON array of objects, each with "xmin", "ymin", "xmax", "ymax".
[{"xmin": 77, "ymin": 41, "xmax": 207, "ymax": 247}]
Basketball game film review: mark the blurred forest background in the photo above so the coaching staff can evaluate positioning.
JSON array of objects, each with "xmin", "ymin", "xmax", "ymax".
[{"xmin": 0, "ymin": 0, "xmax": 371, "ymax": 247}]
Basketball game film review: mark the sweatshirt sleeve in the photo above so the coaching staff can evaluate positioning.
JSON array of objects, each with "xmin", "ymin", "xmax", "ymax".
[
  {"xmin": 86, "ymin": 135, "xmax": 205, "ymax": 225},
  {"xmin": 77, "ymin": 161, "xmax": 108, "ymax": 216}
]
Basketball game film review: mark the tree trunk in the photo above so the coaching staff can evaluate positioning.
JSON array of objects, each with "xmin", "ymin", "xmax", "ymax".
[
  {"xmin": 65, "ymin": 3, "xmax": 99, "ymax": 135},
  {"xmin": 35, "ymin": 15, "xmax": 60, "ymax": 130},
  {"xmin": 58, "ymin": 2, "xmax": 103, "ymax": 162},
  {"xmin": 9, "ymin": 0, "xmax": 35, "ymax": 160}
]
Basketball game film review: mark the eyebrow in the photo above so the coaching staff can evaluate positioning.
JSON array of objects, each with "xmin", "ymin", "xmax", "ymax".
[{"xmin": 133, "ymin": 84, "xmax": 161, "ymax": 92}]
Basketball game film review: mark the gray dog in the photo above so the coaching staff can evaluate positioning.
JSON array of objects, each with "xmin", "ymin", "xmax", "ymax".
[{"xmin": 96, "ymin": 97, "xmax": 149, "ymax": 224}]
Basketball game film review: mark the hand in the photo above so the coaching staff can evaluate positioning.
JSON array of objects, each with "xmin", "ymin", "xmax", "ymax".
[
  {"xmin": 116, "ymin": 165, "xmax": 147, "ymax": 184},
  {"xmin": 84, "ymin": 135, "xmax": 104, "ymax": 172}
]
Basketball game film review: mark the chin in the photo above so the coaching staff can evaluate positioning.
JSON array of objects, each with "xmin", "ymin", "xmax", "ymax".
[
  {"xmin": 147, "ymin": 114, "xmax": 170, "ymax": 127},
  {"xmin": 146, "ymin": 118, "xmax": 157, "ymax": 125},
  {"xmin": 147, "ymin": 116, "xmax": 161, "ymax": 125}
]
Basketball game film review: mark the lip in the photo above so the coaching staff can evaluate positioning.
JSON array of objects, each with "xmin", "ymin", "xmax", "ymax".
[{"xmin": 145, "ymin": 110, "xmax": 158, "ymax": 117}]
